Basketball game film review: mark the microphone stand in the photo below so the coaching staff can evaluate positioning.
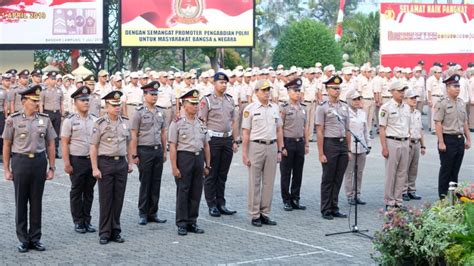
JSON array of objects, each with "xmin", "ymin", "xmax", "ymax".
[{"xmin": 325, "ymin": 109, "xmax": 373, "ymax": 240}]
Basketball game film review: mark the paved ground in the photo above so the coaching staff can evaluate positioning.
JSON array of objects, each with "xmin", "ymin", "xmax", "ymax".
[{"xmin": 0, "ymin": 122, "xmax": 472, "ymax": 265}]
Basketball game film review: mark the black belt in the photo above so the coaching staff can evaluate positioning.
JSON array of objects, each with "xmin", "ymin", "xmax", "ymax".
[
  {"xmin": 156, "ymin": 105, "xmax": 172, "ymax": 110},
  {"xmin": 284, "ymin": 137, "xmax": 304, "ymax": 142},
  {"xmin": 127, "ymin": 103, "xmax": 140, "ymax": 106},
  {"xmin": 363, "ymin": 97, "xmax": 374, "ymax": 100},
  {"xmin": 443, "ymin": 134, "xmax": 463, "ymax": 139},
  {"xmin": 12, "ymin": 152, "xmax": 45, "ymax": 159},
  {"xmin": 70, "ymin": 155, "xmax": 90, "ymax": 159},
  {"xmin": 178, "ymin": 150, "xmax": 202, "ymax": 156},
  {"xmin": 432, "ymin": 95, "xmax": 443, "ymax": 97},
  {"xmin": 138, "ymin": 145, "xmax": 162, "ymax": 150},
  {"xmin": 241, "ymin": 101, "xmax": 249, "ymax": 104},
  {"xmin": 410, "ymin": 139, "xmax": 421, "ymax": 144},
  {"xmin": 45, "ymin": 109, "xmax": 60, "ymax": 113},
  {"xmin": 386, "ymin": 136, "xmax": 408, "ymax": 141},
  {"xmin": 304, "ymin": 100, "xmax": 314, "ymax": 103},
  {"xmin": 279, "ymin": 100, "xmax": 287, "ymax": 103},
  {"xmin": 98, "ymin": 155, "xmax": 125, "ymax": 161},
  {"xmin": 382, "ymin": 96, "xmax": 391, "ymax": 99},
  {"xmin": 324, "ymin": 137, "xmax": 346, "ymax": 143},
  {"xmin": 252, "ymin": 139, "xmax": 276, "ymax": 145}
]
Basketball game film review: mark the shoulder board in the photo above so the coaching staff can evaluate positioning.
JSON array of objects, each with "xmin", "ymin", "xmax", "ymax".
[
  {"xmin": 38, "ymin": 113, "xmax": 49, "ymax": 117},
  {"xmin": 340, "ymin": 101, "xmax": 349, "ymax": 107},
  {"xmin": 204, "ymin": 93, "xmax": 211, "ymax": 98},
  {"xmin": 97, "ymin": 117, "xmax": 106, "ymax": 125},
  {"xmin": 90, "ymin": 113, "xmax": 98, "ymax": 118},
  {"xmin": 319, "ymin": 101, "xmax": 327, "ymax": 106},
  {"xmin": 225, "ymin": 93, "xmax": 233, "ymax": 98},
  {"xmin": 282, "ymin": 102, "xmax": 289, "ymax": 107},
  {"xmin": 174, "ymin": 117, "xmax": 182, "ymax": 122},
  {"xmin": 66, "ymin": 113, "xmax": 75, "ymax": 119},
  {"xmin": 121, "ymin": 115, "xmax": 129, "ymax": 120},
  {"xmin": 300, "ymin": 102, "xmax": 307, "ymax": 107},
  {"xmin": 198, "ymin": 118, "xmax": 205, "ymax": 123},
  {"xmin": 136, "ymin": 105, "xmax": 144, "ymax": 111},
  {"xmin": 10, "ymin": 112, "xmax": 20, "ymax": 117}
]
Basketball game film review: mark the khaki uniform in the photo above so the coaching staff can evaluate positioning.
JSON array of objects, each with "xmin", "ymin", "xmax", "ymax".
[
  {"xmin": 242, "ymin": 101, "xmax": 282, "ymax": 219},
  {"xmin": 380, "ymin": 78, "xmax": 392, "ymax": 105},
  {"xmin": 168, "ymin": 116, "xmax": 209, "ymax": 227},
  {"xmin": 3, "ymin": 112, "xmax": 56, "ymax": 245},
  {"xmin": 155, "ymin": 83, "xmax": 174, "ymax": 127},
  {"xmin": 90, "ymin": 114, "xmax": 131, "ymax": 240},
  {"xmin": 200, "ymin": 92, "xmax": 235, "ymax": 209},
  {"xmin": 89, "ymin": 92, "xmax": 102, "ymax": 117},
  {"xmin": 0, "ymin": 88, "xmax": 8, "ymax": 153},
  {"xmin": 61, "ymin": 113, "xmax": 97, "ymax": 226},
  {"xmin": 359, "ymin": 75, "xmax": 376, "ymax": 131},
  {"xmin": 40, "ymin": 87, "xmax": 63, "ymax": 154},
  {"xmin": 426, "ymin": 76, "xmax": 445, "ymax": 131},
  {"xmin": 434, "ymin": 97, "xmax": 467, "ymax": 197},
  {"xmin": 379, "ymin": 99, "xmax": 410, "ymax": 206},
  {"xmin": 131, "ymin": 105, "xmax": 166, "ymax": 220},
  {"xmin": 301, "ymin": 79, "xmax": 318, "ymax": 141},
  {"xmin": 410, "ymin": 76, "xmax": 425, "ymax": 113},
  {"xmin": 405, "ymin": 109, "xmax": 422, "ymax": 194},
  {"xmin": 123, "ymin": 84, "xmax": 143, "ymax": 119},
  {"xmin": 339, "ymin": 78, "xmax": 356, "ymax": 103},
  {"xmin": 9, "ymin": 85, "xmax": 28, "ymax": 113}
]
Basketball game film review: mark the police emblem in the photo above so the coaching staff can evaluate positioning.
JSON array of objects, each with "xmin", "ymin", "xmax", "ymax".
[
  {"xmin": 193, "ymin": 91, "xmax": 199, "ymax": 98},
  {"xmin": 170, "ymin": 0, "xmax": 207, "ymax": 25},
  {"xmin": 154, "ymin": 83, "xmax": 159, "ymax": 89},
  {"xmin": 82, "ymin": 88, "xmax": 88, "ymax": 94},
  {"xmin": 334, "ymin": 77, "xmax": 341, "ymax": 84},
  {"xmin": 114, "ymin": 92, "xmax": 120, "ymax": 99},
  {"xmin": 35, "ymin": 88, "xmax": 41, "ymax": 95}
]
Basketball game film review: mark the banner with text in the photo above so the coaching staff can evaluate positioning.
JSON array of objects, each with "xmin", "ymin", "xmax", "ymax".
[
  {"xmin": 380, "ymin": 3, "xmax": 474, "ymax": 68},
  {"xmin": 0, "ymin": 0, "xmax": 104, "ymax": 47},
  {"xmin": 120, "ymin": 0, "xmax": 254, "ymax": 47}
]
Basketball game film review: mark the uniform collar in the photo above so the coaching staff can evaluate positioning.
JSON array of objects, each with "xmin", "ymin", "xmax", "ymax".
[{"xmin": 390, "ymin": 98, "xmax": 404, "ymax": 107}]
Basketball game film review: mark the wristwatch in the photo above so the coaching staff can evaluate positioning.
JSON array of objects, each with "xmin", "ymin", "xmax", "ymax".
[
  {"xmin": 205, "ymin": 165, "xmax": 212, "ymax": 170},
  {"xmin": 132, "ymin": 154, "xmax": 138, "ymax": 159},
  {"xmin": 49, "ymin": 166, "xmax": 56, "ymax": 171}
]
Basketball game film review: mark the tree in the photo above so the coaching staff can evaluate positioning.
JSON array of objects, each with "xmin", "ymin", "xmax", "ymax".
[
  {"xmin": 223, "ymin": 49, "xmax": 245, "ymax": 70},
  {"xmin": 306, "ymin": 0, "xmax": 359, "ymax": 27},
  {"xmin": 272, "ymin": 19, "xmax": 343, "ymax": 69},
  {"xmin": 340, "ymin": 12, "xmax": 380, "ymax": 66}
]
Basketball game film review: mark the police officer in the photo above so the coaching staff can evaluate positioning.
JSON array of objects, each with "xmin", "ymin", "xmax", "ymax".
[
  {"xmin": 130, "ymin": 81, "xmax": 168, "ymax": 225},
  {"xmin": 168, "ymin": 89, "xmax": 211, "ymax": 236},
  {"xmin": 90, "ymin": 91, "xmax": 133, "ymax": 245},
  {"xmin": 1, "ymin": 74, "xmax": 12, "ymax": 159},
  {"xmin": 40, "ymin": 71, "xmax": 64, "ymax": 158},
  {"xmin": 84, "ymin": 75, "xmax": 101, "ymax": 117},
  {"xmin": 315, "ymin": 75, "xmax": 350, "ymax": 220},
  {"xmin": 60, "ymin": 86, "xmax": 98, "ymax": 234},
  {"xmin": 2, "ymin": 85, "xmax": 57, "ymax": 252},
  {"xmin": 279, "ymin": 78, "xmax": 309, "ymax": 211},
  {"xmin": 9, "ymin": 69, "xmax": 30, "ymax": 114},
  {"xmin": 434, "ymin": 74, "xmax": 471, "ymax": 198},
  {"xmin": 242, "ymin": 80, "xmax": 284, "ymax": 227},
  {"xmin": 379, "ymin": 80, "xmax": 410, "ymax": 209},
  {"xmin": 199, "ymin": 72, "xmax": 238, "ymax": 217}
]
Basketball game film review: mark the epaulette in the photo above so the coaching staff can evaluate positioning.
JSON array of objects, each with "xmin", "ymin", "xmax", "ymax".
[
  {"xmin": 66, "ymin": 113, "xmax": 75, "ymax": 119},
  {"xmin": 121, "ymin": 115, "xmax": 129, "ymax": 120},
  {"xmin": 90, "ymin": 113, "xmax": 98, "ymax": 118},
  {"xmin": 282, "ymin": 102, "xmax": 289, "ymax": 107},
  {"xmin": 174, "ymin": 117, "xmax": 182, "ymax": 122},
  {"xmin": 319, "ymin": 100, "xmax": 327, "ymax": 106},
  {"xmin": 300, "ymin": 102, "xmax": 307, "ymax": 107},
  {"xmin": 136, "ymin": 105, "xmax": 144, "ymax": 111},
  {"xmin": 225, "ymin": 93, "xmax": 233, "ymax": 98},
  {"xmin": 10, "ymin": 112, "xmax": 20, "ymax": 117},
  {"xmin": 204, "ymin": 93, "xmax": 211, "ymax": 98},
  {"xmin": 38, "ymin": 113, "xmax": 49, "ymax": 117},
  {"xmin": 97, "ymin": 117, "xmax": 106, "ymax": 125}
]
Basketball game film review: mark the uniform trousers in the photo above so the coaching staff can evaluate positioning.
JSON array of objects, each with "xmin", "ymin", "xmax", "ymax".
[
  {"xmin": 97, "ymin": 156, "xmax": 128, "ymax": 239},
  {"xmin": 157, "ymin": 107, "xmax": 173, "ymax": 128},
  {"xmin": 69, "ymin": 156, "xmax": 96, "ymax": 225},
  {"xmin": 384, "ymin": 138, "xmax": 409, "ymax": 206},
  {"xmin": 0, "ymin": 112, "xmax": 5, "ymax": 156},
  {"xmin": 429, "ymin": 96, "xmax": 442, "ymax": 131},
  {"xmin": 305, "ymin": 102, "xmax": 316, "ymax": 140},
  {"xmin": 44, "ymin": 110, "xmax": 61, "ymax": 154},
  {"xmin": 404, "ymin": 142, "xmax": 420, "ymax": 194},
  {"xmin": 438, "ymin": 134, "xmax": 465, "ymax": 198},
  {"xmin": 175, "ymin": 151, "xmax": 204, "ymax": 227},
  {"xmin": 321, "ymin": 138, "xmax": 348, "ymax": 214},
  {"xmin": 137, "ymin": 145, "xmax": 164, "ymax": 218},
  {"xmin": 280, "ymin": 138, "xmax": 305, "ymax": 203},
  {"xmin": 204, "ymin": 137, "xmax": 233, "ymax": 208},
  {"xmin": 239, "ymin": 103, "xmax": 249, "ymax": 139},
  {"xmin": 248, "ymin": 142, "xmax": 277, "ymax": 219},
  {"xmin": 11, "ymin": 152, "xmax": 47, "ymax": 244},
  {"xmin": 343, "ymin": 152, "xmax": 366, "ymax": 198},
  {"xmin": 362, "ymin": 99, "xmax": 376, "ymax": 131}
]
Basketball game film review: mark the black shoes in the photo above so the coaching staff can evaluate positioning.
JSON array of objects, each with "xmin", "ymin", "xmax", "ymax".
[
  {"xmin": 291, "ymin": 200, "xmax": 306, "ymax": 210},
  {"xmin": 322, "ymin": 212, "xmax": 334, "ymax": 220},
  {"xmin": 402, "ymin": 193, "xmax": 411, "ymax": 201},
  {"xmin": 283, "ymin": 202, "xmax": 293, "ymax": 211},
  {"xmin": 17, "ymin": 243, "xmax": 29, "ymax": 253},
  {"xmin": 355, "ymin": 198, "xmax": 366, "ymax": 205},
  {"xmin": 348, "ymin": 198, "xmax": 366, "ymax": 205},
  {"xmin": 251, "ymin": 218, "xmax": 262, "ymax": 227},
  {"xmin": 99, "ymin": 237, "xmax": 109, "ymax": 245},
  {"xmin": 111, "ymin": 235, "xmax": 125, "ymax": 243},
  {"xmin": 260, "ymin": 215, "xmax": 277, "ymax": 225},
  {"xmin": 148, "ymin": 216, "xmax": 167, "ymax": 223},
  {"xmin": 84, "ymin": 224, "xmax": 96, "ymax": 233},
  {"xmin": 209, "ymin": 206, "xmax": 221, "ymax": 217},
  {"xmin": 30, "ymin": 242, "xmax": 45, "ymax": 251},
  {"xmin": 177, "ymin": 226, "xmax": 187, "ymax": 236},
  {"xmin": 138, "ymin": 217, "xmax": 147, "ymax": 225},
  {"xmin": 187, "ymin": 224, "xmax": 204, "ymax": 234},
  {"xmin": 217, "ymin": 205, "xmax": 237, "ymax": 215},
  {"xmin": 408, "ymin": 192, "xmax": 422, "ymax": 200},
  {"xmin": 75, "ymin": 224, "xmax": 86, "ymax": 233},
  {"xmin": 332, "ymin": 211, "xmax": 347, "ymax": 218}
]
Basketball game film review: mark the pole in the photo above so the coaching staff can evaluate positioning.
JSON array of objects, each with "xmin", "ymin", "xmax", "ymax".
[
  {"xmin": 249, "ymin": 47, "xmax": 253, "ymax": 68},
  {"xmin": 182, "ymin": 49, "xmax": 186, "ymax": 72}
]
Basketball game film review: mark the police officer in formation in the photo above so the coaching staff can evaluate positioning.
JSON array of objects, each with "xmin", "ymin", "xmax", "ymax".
[
  {"xmin": 315, "ymin": 76, "xmax": 350, "ymax": 220},
  {"xmin": 242, "ymin": 80, "xmax": 283, "ymax": 227},
  {"xmin": 2, "ymin": 85, "xmax": 57, "ymax": 252},
  {"xmin": 60, "ymin": 86, "xmax": 98, "ymax": 234},
  {"xmin": 199, "ymin": 72, "xmax": 238, "ymax": 217},
  {"xmin": 90, "ymin": 90, "xmax": 133, "ymax": 245},
  {"xmin": 130, "ymin": 81, "xmax": 168, "ymax": 225},
  {"xmin": 379, "ymin": 81, "xmax": 411, "ymax": 209},
  {"xmin": 279, "ymin": 78, "xmax": 308, "ymax": 211},
  {"xmin": 168, "ymin": 89, "xmax": 211, "ymax": 236},
  {"xmin": 434, "ymin": 74, "xmax": 471, "ymax": 198}
]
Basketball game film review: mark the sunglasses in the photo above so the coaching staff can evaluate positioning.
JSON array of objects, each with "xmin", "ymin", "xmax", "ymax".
[{"xmin": 78, "ymin": 99, "xmax": 90, "ymax": 102}]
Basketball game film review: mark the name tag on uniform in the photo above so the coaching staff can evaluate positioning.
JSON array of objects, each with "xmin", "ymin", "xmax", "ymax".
[
  {"xmin": 18, "ymin": 124, "xmax": 26, "ymax": 128},
  {"xmin": 447, "ymin": 106, "xmax": 453, "ymax": 109},
  {"xmin": 391, "ymin": 112, "xmax": 397, "ymax": 115},
  {"xmin": 73, "ymin": 122, "xmax": 81, "ymax": 126},
  {"xmin": 287, "ymin": 112, "xmax": 294, "ymax": 116},
  {"xmin": 254, "ymin": 113, "xmax": 261, "ymax": 116}
]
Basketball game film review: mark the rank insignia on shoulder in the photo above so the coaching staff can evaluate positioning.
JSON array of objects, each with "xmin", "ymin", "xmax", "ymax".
[
  {"xmin": 136, "ymin": 106, "xmax": 144, "ymax": 111},
  {"xmin": 121, "ymin": 115, "xmax": 129, "ymax": 120},
  {"xmin": 11, "ymin": 112, "xmax": 20, "ymax": 117},
  {"xmin": 282, "ymin": 102, "xmax": 288, "ymax": 107},
  {"xmin": 243, "ymin": 111, "xmax": 249, "ymax": 118}
]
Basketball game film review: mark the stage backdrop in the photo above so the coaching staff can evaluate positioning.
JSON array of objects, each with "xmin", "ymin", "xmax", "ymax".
[
  {"xmin": 380, "ymin": 3, "xmax": 474, "ymax": 68},
  {"xmin": 0, "ymin": 0, "xmax": 105, "ymax": 49},
  {"xmin": 120, "ymin": 0, "xmax": 254, "ymax": 47}
]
